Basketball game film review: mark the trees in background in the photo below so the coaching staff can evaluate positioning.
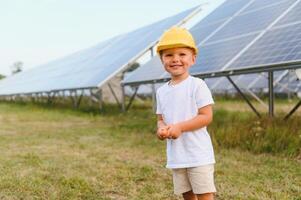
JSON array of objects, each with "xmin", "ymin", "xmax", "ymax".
[{"xmin": 11, "ymin": 61, "xmax": 23, "ymax": 74}]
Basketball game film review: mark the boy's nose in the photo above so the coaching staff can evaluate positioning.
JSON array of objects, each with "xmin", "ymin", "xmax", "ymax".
[{"xmin": 171, "ymin": 55, "xmax": 180, "ymax": 62}]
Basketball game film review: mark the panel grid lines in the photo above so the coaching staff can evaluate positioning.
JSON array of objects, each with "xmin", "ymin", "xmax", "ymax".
[
  {"xmin": 275, "ymin": 1, "xmax": 301, "ymax": 26},
  {"xmin": 124, "ymin": 0, "xmax": 301, "ymax": 93},
  {"xmin": 241, "ymin": 0, "xmax": 293, "ymax": 15},
  {"xmin": 231, "ymin": 22, "xmax": 301, "ymax": 69},
  {"xmin": 0, "ymin": 6, "xmax": 198, "ymax": 95},
  {"xmin": 207, "ymin": 0, "xmax": 295, "ymax": 42}
]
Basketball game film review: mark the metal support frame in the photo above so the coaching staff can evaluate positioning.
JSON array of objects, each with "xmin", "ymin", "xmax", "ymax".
[
  {"xmin": 226, "ymin": 76, "xmax": 261, "ymax": 118},
  {"xmin": 150, "ymin": 47, "xmax": 154, "ymax": 57},
  {"xmin": 268, "ymin": 71, "xmax": 274, "ymax": 117},
  {"xmin": 90, "ymin": 89, "xmax": 103, "ymax": 111},
  {"xmin": 125, "ymin": 86, "xmax": 139, "ymax": 111},
  {"xmin": 284, "ymin": 99, "xmax": 301, "ymax": 120},
  {"xmin": 151, "ymin": 83, "xmax": 156, "ymax": 112},
  {"xmin": 123, "ymin": 61, "xmax": 301, "ymax": 87},
  {"xmin": 123, "ymin": 61, "xmax": 301, "ymax": 118},
  {"xmin": 107, "ymin": 82, "xmax": 121, "ymax": 108},
  {"xmin": 121, "ymin": 85, "xmax": 126, "ymax": 112},
  {"xmin": 245, "ymin": 88, "xmax": 268, "ymax": 110},
  {"xmin": 70, "ymin": 90, "xmax": 76, "ymax": 108},
  {"xmin": 97, "ymin": 90, "xmax": 103, "ymax": 111},
  {"xmin": 47, "ymin": 92, "xmax": 55, "ymax": 105},
  {"xmin": 70, "ymin": 90, "xmax": 83, "ymax": 109},
  {"xmin": 75, "ymin": 90, "xmax": 84, "ymax": 109},
  {"xmin": 30, "ymin": 93, "xmax": 35, "ymax": 103}
]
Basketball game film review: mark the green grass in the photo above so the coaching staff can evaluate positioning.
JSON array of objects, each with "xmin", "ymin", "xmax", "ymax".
[
  {"xmin": 210, "ymin": 109, "xmax": 301, "ymax": 157},
  {"xmin": 0, "ymin": 101, "xmax": 300, "ymax": 199}
]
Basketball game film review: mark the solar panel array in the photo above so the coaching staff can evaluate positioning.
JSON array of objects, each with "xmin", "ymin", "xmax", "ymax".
[
  {"xmin": 124, "ymin": 0, "xmax": 301, "ymax": 92},
  {"xmin": 276, "ymin": 70, "xmax": 301, "ymax": 92},
  {"xmin": 0, "ymin": 6, "xmax": 198, "ymax": 95}
]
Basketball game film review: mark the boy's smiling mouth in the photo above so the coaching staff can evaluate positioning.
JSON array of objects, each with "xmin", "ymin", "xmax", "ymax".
[{"xmin": 170, "ymin": 65, "xmax": 183, "ymax": 68}]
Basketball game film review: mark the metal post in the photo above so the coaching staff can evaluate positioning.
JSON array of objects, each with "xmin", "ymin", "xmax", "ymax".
[
  {"xmin": 47, "ymin": 92, "xmax": 52, "ymax": 105},
  {"xmin": 31, "ymin": 94, "xmax": 35, "ymax": 103},
  {"xmin": 268, "ymin": 71, "xmax": 274, "ymax": 117},
  {"xmin": 97, "ymin": 89, "xmax": 103, "ymax": 111},
  {"xmin": 151, "ymin": 83, "xmax": 156, "ymax": 112},
  {"xmin": 226, "ymin": 76, "xmax": 261, "ymax": 118},
  {"xmin": 89, "ymin": 89, "xmax": 94, "ymax": 107},
  {"xmin": 284, "ymin": 100, "xmax": 301, "ymax": 120},
  {"xmin": 121, "ymin": 84, "xmax": 126, "ymax": 112},
  {"xmin": 150, "ymin": 47, "xmax": 154, "ymax": 57},
  {"xmin": 126, "ymin": 86, "xmax": 139, "ymax": 111},
  {"xmin": 76, "ymin": 91, "xmax": 83, "ymax": 109},
  {"xmin": 108, "ymin": 82, "xmax": 121, "ymax": 108}
]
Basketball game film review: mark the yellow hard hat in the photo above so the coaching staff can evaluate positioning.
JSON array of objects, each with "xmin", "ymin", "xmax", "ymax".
[{"xmin": 156, "ymin": 26, "xmax": 198, "ymax": 55}]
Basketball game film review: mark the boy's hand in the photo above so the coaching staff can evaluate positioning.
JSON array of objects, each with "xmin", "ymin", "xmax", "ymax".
[
  {"xmin": 167, "ymin": 124, "xmax": 182, "ymax": 139},
  {"xmin": 157, "ymin": 126, "xmax": 169, "ymax": 140}
]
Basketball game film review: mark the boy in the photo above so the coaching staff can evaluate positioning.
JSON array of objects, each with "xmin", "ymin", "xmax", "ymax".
[{"xmin": 156, "ymin": 26, "xmax": 216, "ymax": 200}]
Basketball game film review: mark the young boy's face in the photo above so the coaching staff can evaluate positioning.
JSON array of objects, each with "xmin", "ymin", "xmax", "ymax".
[{"xmin": 160, "ymin": 47, "xmax": 196, "ymax": 79}]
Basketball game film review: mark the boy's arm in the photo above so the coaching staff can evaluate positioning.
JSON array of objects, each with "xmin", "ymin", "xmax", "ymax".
[
  {"xmin": 168, "ymin": 104, "xmax": 213, "ymax": 139},
  {"xmin": 179, "ymin": 104, "xmax": 213, "ymax": 131},
  {"xmin": 157, "ymin": 114, "xmax": 166, "ymax": 128},
  {"xmin": 157, "ymin": 114, "xmax": 169, "ymax": 140}
]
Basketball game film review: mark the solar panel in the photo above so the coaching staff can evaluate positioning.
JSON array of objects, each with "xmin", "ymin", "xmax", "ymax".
[
  {"xmin": 206, "ymin": 76, "xmax": 236, "ymax": 92},
  {"xmin": 190, "ymin": 20, "xmax": 226, "ymax": 45},
  {"xmin": 245, "ymin": 0, "xmax": 293, "ymax": 13},
  {"xmin": 230, "ymin": 22, "xmax": 301, "ymax": 69},
  {"xmin": 207, "ymin": 0, "xmax": 294, "ymax": 42},
  {"xmin": 192, "ymin": 34, "xmax": 258, "ymax": 73},
  {"xmin": 199, "ymin": 0, "xmax": 248, "ymax": 26},
  {"xmin": 274, "ymin": 0, "xmax": 301, "ymax": 26},
  {"xmin": 0, "ymin": 6, "xmax": 199, "ymax": 95},
  {"xmin": 125, "ymin": 33, "xmax": 259, "ymax": 84},
  {"xmin": 231, "ymin": 74, "xmax": 264, "ymax": 90},
  {"xmin": 123, "ymin": 0, "xmax": 255, "ymax": 85},
  {"xmin": 122, "ymin": 56, "xmax": 165, "ymax": 84},
  {"xmin": 123, "ymin": 0, "xmax": 301, "ymax": 93}
]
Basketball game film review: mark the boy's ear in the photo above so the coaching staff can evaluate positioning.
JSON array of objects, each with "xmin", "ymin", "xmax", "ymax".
[
  {"xmin": 159, "ymin": 54, "xmax": 164, "ymax": 62},
  {"xmin": 192, "ymin": 54, "xmax": 197, "ymax": 64}
]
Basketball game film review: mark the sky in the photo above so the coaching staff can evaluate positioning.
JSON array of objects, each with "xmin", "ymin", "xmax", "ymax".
[{"xmin": 0, "ymin": 0, "xmax": 222, "ymax": 76}]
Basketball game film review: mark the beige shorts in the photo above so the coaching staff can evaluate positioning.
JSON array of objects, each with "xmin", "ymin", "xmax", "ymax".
[{"xmin": 172, "ymin": 164, "xmax": 216, "ymax": 195}]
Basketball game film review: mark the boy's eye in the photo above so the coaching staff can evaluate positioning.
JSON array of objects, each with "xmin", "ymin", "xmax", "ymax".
[
  {"xmin": 180, "ymin": 53, "xmax": 186, "ymax": 56},
  {"xmin": 164, "ymin": 54, "xmax": 172, "ymax": 57}
]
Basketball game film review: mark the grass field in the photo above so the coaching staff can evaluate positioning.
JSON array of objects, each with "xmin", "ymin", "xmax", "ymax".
[{"xmin": 0, "ymin": 100, "xmax": 300, "ymax": 200}]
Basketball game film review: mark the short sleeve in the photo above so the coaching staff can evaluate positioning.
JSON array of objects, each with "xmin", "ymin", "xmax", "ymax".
[
  {"xmin": 195, "ymin": 79, "xmax": 214, "ymax": 108},
  {"xmin": 156, "ymin": 91, "xmax": 162, "ymax": 114}
]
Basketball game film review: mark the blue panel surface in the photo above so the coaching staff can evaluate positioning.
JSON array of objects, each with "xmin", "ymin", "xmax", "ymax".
[
  {"xmin": 200, "ymin": 0, "xmax": 250, "ymax": 25},
  {"xmin": 206, "ymin": 76, "xmax": 235, "ymax": 92},
  {"xmin": 190, "ymin": 34, "xmax": 258, "ymax": 74},
  {"xmin": 237, "ymin": 74, "xmax": 267, "ymax": 90},
  {"xmin": 276, "ymin": 71, "xmax": 301, "ymax": 92},
  {"xmin": 190, "ymin": 20, "xmax": 226, "ymax": 45},
  {"xmin": 124, "ymin": 33, "xmax": 258, "ymax": 85},
  {"xmin": 0, "ymin": 6, "xmax": 197, "ymax": 95},
  {"xmin": 274, "ymin": 1, "xmax": 301, "ymax": 26},
  {"xmin": 208, "ymin": 0, "xmax": 294, "ymax": 42},
  {"xmin": 230, "ymin": 22, "xmax": 301, "ymax": 69},
  {"xmin": 244, "ymin": 0, "xmax": 292, "ymax": 13},
  {"xmin": 124, "ymin": 57, "xmax": 167, "ymax": 84}
]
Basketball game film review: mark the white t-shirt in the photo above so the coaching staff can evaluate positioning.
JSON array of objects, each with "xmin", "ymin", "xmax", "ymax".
[{"xmin": 156, "ymin": 75, "xmax": 215, "ymax": 169}]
